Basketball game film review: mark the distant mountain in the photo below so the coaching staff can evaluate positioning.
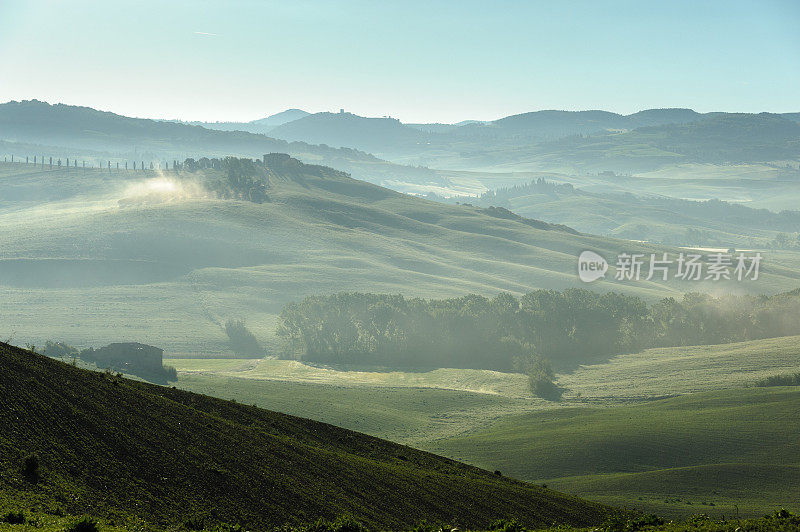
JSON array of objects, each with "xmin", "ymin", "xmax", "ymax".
[
  {"xmin": 0, "ymin": 341, "xmax": 610, "ymax": 529},
  {"xmin": 0, "ymin": 100, "xmax": 437, "ymax": 185},
  {"xmin": 417, "ymin": 112, "xmax": 800, "ymax": 173},
  {"xmin": 452, "ymin": 108, "xmax": 703, "ymax": 139},
  {"xmin": 268, "ymin": 111, "xmax": 427, "ymax": 155},
  {"xmin": 407, "ymin": 120, "xmax": 488, "ymax": 133},
  {"xmin": 250, "ymin": 108, "xmax": 310, "ymax": 127},
  {"xmin": 472, "ymin": 179, "xmax": 800, "ymax": 247},
  {"xmin": 0, "ymin": 100, "xmax": 321, "ymax": 157},
  {"xmin": 530, "ymin": 112, "xmax": 800, "ymax": 170},
  {"xmin": 781, "ymin": 112, "xmax": 800, "ymax": 123},
  {"xmin": 191, "ymin": 109, "xmax": 311, "ymax": 134},
  {"xmin": 251, "ymin": 108, "xmax": 727, "ymax": 163}
]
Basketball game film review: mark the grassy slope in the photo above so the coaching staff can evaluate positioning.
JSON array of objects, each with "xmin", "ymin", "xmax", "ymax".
[
  {"xmin": 426, "ymin": 387, "xmax": 800, "ymax": 519},
  {"xmin": 560, "ymin": 335, "xmax": 800, "ymax": 402},
  {"xmin": 163, "ymin": 334, "xmax": 800, "ymax": 433},
  {"xmin": 161, "ymin": 335, "xmax": 800, "ymax": 520},
  {"xmin": 481, "ymin": 189, "xmax": 800, "ymax": 247},
  {"xmin": 8, "ymin": 161, "xmax": 798, "ymax": 354},
  {"xmin": 0, "ymin": 341, "xmax": 611, "ymax": 530},
  {"xmin": 171, "ymin": 373, "xmax": 535, "ymax": 445}
]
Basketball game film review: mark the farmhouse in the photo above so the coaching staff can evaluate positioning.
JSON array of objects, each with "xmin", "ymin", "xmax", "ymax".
[{"xmin": 85, "ymin": 342, "xmax": 164, "ymax": 374}]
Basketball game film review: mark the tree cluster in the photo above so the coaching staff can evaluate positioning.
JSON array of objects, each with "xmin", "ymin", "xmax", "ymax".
[
  {"xmin": 182, "ymin": 156, "xmax": 270, "ymax": 203},
  {"xmin": 277, "ymin": 288, "xmax": 800, "ymax": 373}
]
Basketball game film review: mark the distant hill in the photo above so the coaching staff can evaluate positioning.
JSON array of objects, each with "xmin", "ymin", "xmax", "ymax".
[
  {"xmin": 4, "ymin": 101, "xmax": 797, "ymax": 182},
  {"xmin": 0, "ymin": 100, "xmax": 437, "ymax": 185},
  {"xmin": 0, "ymin": 101, "xmax": 351, "ymax": 161},
  {"xmin": 406, "ymin": 120, "xmax": 488, "ymax": 133},
  {"xmin": 239, "ymin": 108, "xmax": 800, "ymax": 173},
  {"xmin": 268, "ymin": 112, "xmax": 427, "ymax": 155},
  {"xmin": 529, "ymin": 113, "xmax": 800, "ymax": 170},
  {"xmin": 425, "ymin": 112, "xmax": 800, "ymax": 173},
  {"xmin": 452, "ymin": 109, "xmax": 702, "ymax": 140},
  {"xmin": 258, "ymin": 109, "xmax": 707, "ymax": 158},
  {"xmin": 250, "ymin": 108, "xmax": 310, "ymax": 127},
  {"xmin": 0, "ymin": 342, "xmax": 610, "ymax": 529},
  {"xmin": 472, "ymin": 180, "xmax": 800, "ymax": 247},
  {"xmin": 188, "ymin": 109, "xmax": 311, "ymax": 134}
]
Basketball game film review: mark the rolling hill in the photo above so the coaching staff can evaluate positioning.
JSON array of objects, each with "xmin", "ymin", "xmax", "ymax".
[
  {"xmin": 268, "ymin": 112, "xmax": 426, "ymax": 156},
  {"xmin": 231, "ymin": 109, "xmax": 708, "ymax": 161},
  {"xmin": 185, "ymin": 109, "xmax": 311, "ymax": 134},
  {"xmin": 0, "ymin": 100, "xmax": 436, "ymax": 186},
  {"xmin": 471, "ymin": 180, "xmax": 800, "ymax": 247},
  {"xmin": 234, "ymin": 106, "xmax": 800, "ymax": 178},
  {"xmin": 451, "ymin": 108, "xmax": 703, "ymax": 140},
  {"xmin": 0, "ymin": 341, "xmax": 612, "ymax": 529},
  {"xmin": 3, "ymin": 158, "xmax": 800, "ymax": 355},
  {"xmin": 427, "ymin": 386, "xmax": 800, "ymax": 519},
  {"xmin": 410, "ymin": 113, "xmax": 800, "ymax": 174}
]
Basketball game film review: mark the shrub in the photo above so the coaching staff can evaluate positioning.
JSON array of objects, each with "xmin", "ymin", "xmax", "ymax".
[
  {"xmin": 601, "ymin": 512, "xmax": 663, "ymax": 532},
  {"xmin": 2, "ymin": 511, "xmax": 25, "ymax": 524},
  {"xmin": 163, "ymin": 365, "xmax": 178, "ymax": 382},
  {"xmin": 43, "ymin": 340, "xmax": 79, "ymax": 359},
  {"xmin": 225, "ymin": 319, "xmax": 265, "ymax": 357},
  {"xmin": 67, "ymin": 517, "xmax": 99, "ymax": 532},
  {"xmin": 408, "ymin": 520, "xmax": 438, "ymax": 532},
  {"xmin": 183, "ymin": 516, "xmax": 206, "ymax": 530},
  {"xmin": 753, "ymin": 372, "xmax": 800, "ymax": 387},
  {"xmin": 305, "ymin": 515, "xmax": 367, "ymax": 532},
  {"xmin": 489, "ymin": 518, "xmax": 525, "ymax": 532},
  {"xmin": 515, "ymin": 355, "xmax": 562, "ymax": 400},
  {"xmin": 22, "ymin": 453, "xmax": 40, "ymax": 483}
]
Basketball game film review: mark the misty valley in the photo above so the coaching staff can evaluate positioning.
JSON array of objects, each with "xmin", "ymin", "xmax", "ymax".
[{"xmin": 2, "ymin": 3, "xmax": 800, "ymax": 530}]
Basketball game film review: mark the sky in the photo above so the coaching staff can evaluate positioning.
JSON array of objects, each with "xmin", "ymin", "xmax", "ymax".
[{"xmin": 0, "ymin": 0, "xmax": 798, "ymax": 123}]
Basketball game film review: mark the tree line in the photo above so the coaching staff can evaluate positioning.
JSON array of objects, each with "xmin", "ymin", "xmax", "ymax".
[
  {"xmin": 276, "ymin": 288, "xmax": 800, "ymax": 374},
  {"xmin": 182, "ymin": 156, "xmax": 270, "ymax": 203}
]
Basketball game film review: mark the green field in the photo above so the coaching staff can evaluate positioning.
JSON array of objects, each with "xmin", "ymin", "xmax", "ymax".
[
  {"xmin": 428, "ymin": 387, "xmax": 800, "ymax": 519},
  {"xmin": 165, "ymin": 334, "xmax": 800, "ymax": 519},
  {"xmin": 560, "ymin": 335, "xmax": 800, "ymax": 402},
  {"xmin": 172, "ymin": 374, "xmax": 534, "ymax": 444}
]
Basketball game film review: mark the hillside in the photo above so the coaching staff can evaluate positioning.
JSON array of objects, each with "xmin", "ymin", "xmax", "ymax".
[
  {"xmin": 461, "ymin": 113, "xmax": 800, "ymax": 173},
  {"xmin": 12, "ymin": 156, "xmax": 800, "ymax": 354},
  {"xmin": 268, "ymin": 112, "xmax": 427, "ymax": 156},
  {"xmin": 0, "ymin": 341, "xmax": 611, "ymax": 529},
  {"xmin": 428, "ymin": 387, "xmax": 800, "ymax": 519},
  {"xmin": 0, "ymin": 100, "xmax": 436, "ymax": 186},
  {"xmin": 472, "ymin": 180, "xmax": 800, "ymax": 247},
  {"xmin": 250, "ymin": 109, "xmax": 311, "ymax": 127},
  {"xmin": 229, "ymin": 107, "xmax": 800, "ymax": 177},
  {"xmin": 160, "ymin": 334, "xmax": 800, "ymax": 444},
  {"xmin": 186, "ymin": 109, "xmax": 311, "ymax": 135},
  {"xmin": 452, "ymin": 109, "xmax": 702, "ymax": 140},
  {"xmin": 3, "ymin": 156, "xmax": 800, "ymax": 355},
  {"xmin": 240, "ymin": 109, "xmax": 706, "ymax": 161}
]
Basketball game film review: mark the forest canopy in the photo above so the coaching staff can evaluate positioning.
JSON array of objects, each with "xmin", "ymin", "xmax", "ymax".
[{"xmin": 276, "ymin": 288, "xmax": 800, "ymax": 372}]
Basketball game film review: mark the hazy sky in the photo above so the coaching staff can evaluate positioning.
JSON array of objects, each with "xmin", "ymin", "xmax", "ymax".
[{"xmin": 1, "ymin": 0, "xmax": 798, "ymax": 123}]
